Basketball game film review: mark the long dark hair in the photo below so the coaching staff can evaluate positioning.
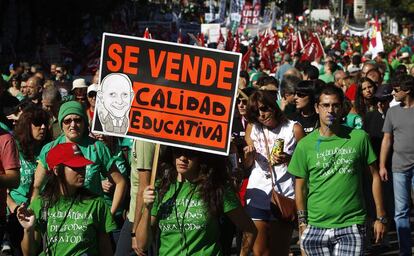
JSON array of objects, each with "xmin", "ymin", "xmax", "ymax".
[
  {"xmin": 355, "ymin": 77, "xmax": 377, "ymax": 116},
  {"xmin": 13, "ymin": 107, "xmax": 52, "ymax": 161},
  {"xmin": 157, "ymin": 147, "xmax": 235, "ymax": 217},
  {"xmin": 42, "ymin": 164, "xmax": 95, "ymax": 206}
]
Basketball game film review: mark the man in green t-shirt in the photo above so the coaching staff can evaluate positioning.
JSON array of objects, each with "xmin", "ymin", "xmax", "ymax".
[{"xmin": 288, "ymin": 85, "xmax": 386, "ymax": 255}]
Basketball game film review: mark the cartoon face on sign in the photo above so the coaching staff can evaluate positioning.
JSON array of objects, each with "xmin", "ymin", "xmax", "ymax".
[{"xmin": 97, "ymin": 73, "xmax": 134, "ymax": 135}]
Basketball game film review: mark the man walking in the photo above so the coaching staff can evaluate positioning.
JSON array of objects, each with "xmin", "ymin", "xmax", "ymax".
[
  {"xmin": 288, "ymin": 85, "xmax": 386, "ymax": 255},
  {"xmin": 380, "ymin": 75, "xmax": 414, "ymax": 256}
]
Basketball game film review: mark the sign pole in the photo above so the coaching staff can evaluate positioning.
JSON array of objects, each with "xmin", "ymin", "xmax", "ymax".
[{"xmin": 150, "ymin": 144, "xmax": 160, "ymax": 187}]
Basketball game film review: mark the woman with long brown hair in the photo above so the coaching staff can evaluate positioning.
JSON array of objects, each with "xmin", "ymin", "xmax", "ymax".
[
  {"xmin": 136, "ymin": 147, "xmax": 257, "ymax": 255},
  {"xmin": 6, "ymin": 106, "xmax": 51, "ymax": 255},
  {"xmin": 244, "ymin": 90, "xmax": 305, "ymax": 256}
]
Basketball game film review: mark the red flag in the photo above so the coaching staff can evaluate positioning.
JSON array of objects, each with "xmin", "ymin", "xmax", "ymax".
[
  {"xmin": 143, "ymin": 28, "xmax": 152, "ymax": 39},
  {"xmin": 285, "ymin": 33, "xmax": 293, "ymax": 54},
  {"xmin": 226, "ymin": 31, "xmax": 234, "ymax": 51},
  {"xmin": 362, "ymin": 33, "xmax": 369, "ymax": 54},
  {"xmin": 217, "ymin": 30, "xmax": 225, "ymax": 50},
  {"xmin": 241, "ymin": 46, "xmax": 252, "ymax": 71},
  {"xmin": 232, "ymin": 33, "xmax": 240, "ymax": 52},
  {"xmin": 197, "ymin": 33, "xmax": 205, "ymax": 47},
  {"xmin": 300, "ymin": 33, "xmax": 325, "ymax": 62},
  {"xmin": 293, "ymin": 32, "xmax": 303, "ymax": 54}
]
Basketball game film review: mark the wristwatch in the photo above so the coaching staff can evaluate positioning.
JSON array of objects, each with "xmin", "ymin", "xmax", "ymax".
[
  {"xmin": 131, "ymin": 232, "xmax": 136, "ymax": 238},
  {"xmin": 376, "ymin": 216, "xmax": 388, "ymax": 224}
]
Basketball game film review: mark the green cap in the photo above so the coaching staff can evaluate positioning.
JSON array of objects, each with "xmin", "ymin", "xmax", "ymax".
[{"xmin": 58, "ymin": 101, "xmax": 88, "ymax": 127}]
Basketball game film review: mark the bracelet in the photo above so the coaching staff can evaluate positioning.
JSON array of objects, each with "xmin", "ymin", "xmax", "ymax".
[
  {"xmin": 297, "ymin": 210, "xmax": 308, "ymax": 217},
  {"xmin": 298, "ymin": 216, "xmax": 308, "ymax": 225},
  {"xmin": 131, "ymin": 232, "xmax": 136, "ymax": 238}
]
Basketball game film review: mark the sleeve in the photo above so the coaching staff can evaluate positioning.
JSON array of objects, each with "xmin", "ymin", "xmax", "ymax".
[
  {"xmin": 28, "ymin": 197, "xmax": 44, "ymax": 233},
  {"xmin": 96, "ymin": 198, "xmax": 117, "ymax": 233},
  {"xmin": 94, "ymin": 141, "xmax": 116, "ymax": 174},
  {"xmin": 133, "ymin": 140, "xmax": 156, "ymax": 171},
  {"xmin": 382, "ymin": 107, "xmax": 394, "ymax": 133},
  {"xmin": 287, "ymin": 141, "xmax": 308, "ymax": 178},
  {"xmin": 0, "ymin": 134, "xmax": 20, "ymax": 170},
  {"xmin": 223, "ymin": 186, "xmax": 241, "ymax": 213},
  {"xmin": 38, "ymin": 142, "xmax": 54, "ymax": 169}
]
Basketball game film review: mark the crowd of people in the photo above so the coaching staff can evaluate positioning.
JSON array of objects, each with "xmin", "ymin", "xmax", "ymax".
[{"xmin": 0, "ymin": 18, "xmax": 414, "ymax": 256}]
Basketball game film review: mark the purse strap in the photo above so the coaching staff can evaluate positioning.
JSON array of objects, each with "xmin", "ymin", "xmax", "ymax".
[{"xmin": 261, "ymin": 126, "xmax": 276, "ymax": 188}]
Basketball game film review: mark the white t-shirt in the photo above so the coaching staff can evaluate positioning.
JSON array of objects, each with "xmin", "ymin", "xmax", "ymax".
[{"xmin": 245, "ymin": 120, "xmax": 297, "ymax": 210}]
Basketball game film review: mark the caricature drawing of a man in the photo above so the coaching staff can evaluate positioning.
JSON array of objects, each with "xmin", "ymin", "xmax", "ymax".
[{"xmin": 97, "ymin": 73, "xmax": 134, "ymax": 135}]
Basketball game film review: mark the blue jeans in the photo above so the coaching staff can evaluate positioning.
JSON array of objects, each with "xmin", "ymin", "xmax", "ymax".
[{"xmin": 393, "ymin": 168, "xmax": 414, "ymax": 256}]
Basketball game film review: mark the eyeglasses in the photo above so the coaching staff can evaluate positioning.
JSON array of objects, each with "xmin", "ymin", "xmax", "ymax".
[
  {"xmin": 32, "ymin": 119, "xmax": 48, "ymax": 127},
  {"xmin": 62, "ymin": 117, "xmax": 83, "ymax": 125},
  {"xmin": 236, "ymin": 98, "xmax": 248, "ymax": 105},
  {"xmin": 258, "ymin": 105, "xmax": 272, "ymax": 112},
  {"xmin": 318, "ymin": 103, "xmax": 341, "ymax": 111},
  {"xmin": 295, "ymin": 92, "xmax": 309, "ymax": 98},
  {"xmin": 88, "ymin": 91, "xmax": 97, "ymax": 98},
  {"xmin": 55, "ymin": 70, "xmax": 62, "ymax": 73}
]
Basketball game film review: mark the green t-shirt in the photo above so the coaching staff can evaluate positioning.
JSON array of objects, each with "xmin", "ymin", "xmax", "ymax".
[
  {"xmin": 288, "ymin": 126, "xmax": 377, "ymax": 228},
  {"xmin": 9, "ymin": 149, "xmax": 38, "ymax": 205},
  {"xmin": 30, "ymin": 195, "xmax": 116, "ymax": 256},
  {"xmin": 344, "ymin": 113, "xmax": 363, "ymax": 129},
  {"xmin": 151, "ymin": 181, "xmax": 240, "ymax": 256},
  {"xmin": 318, "ymin": 73, "xmax": 335, "ymax": 84},
  {"xmin": 38, "ymin": 135, "xmax": 115, "ymax": 196}
]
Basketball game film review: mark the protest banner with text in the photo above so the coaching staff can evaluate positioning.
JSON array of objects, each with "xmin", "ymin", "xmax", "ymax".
[{"xmin": 92, "ymin": 33, "xmax": 241, "ymax": 155}]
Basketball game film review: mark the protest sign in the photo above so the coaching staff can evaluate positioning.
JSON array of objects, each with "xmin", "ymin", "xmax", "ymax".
[{"xmin": 92, "ymin": 33, "xmax": 241, "ymax": 155}]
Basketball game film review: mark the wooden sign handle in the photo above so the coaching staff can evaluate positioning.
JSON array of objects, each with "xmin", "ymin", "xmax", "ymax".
[{"xmin": 150, "ymin": 144, "xmax": 160, "ymax": 187}]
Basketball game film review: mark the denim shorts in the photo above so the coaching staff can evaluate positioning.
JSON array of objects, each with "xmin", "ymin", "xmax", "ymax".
[{"xmin": 245, "ymin": 205, "xmax": 276, "ymax": 221}]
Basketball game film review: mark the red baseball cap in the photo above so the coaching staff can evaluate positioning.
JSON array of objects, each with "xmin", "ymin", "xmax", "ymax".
[{"xmin": 46, "ymin": 143, "xmax": 94, "ymax": 170}]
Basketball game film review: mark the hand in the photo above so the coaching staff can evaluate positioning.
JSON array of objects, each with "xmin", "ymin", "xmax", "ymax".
[
  {"xmin": 373, "ymin": 221, "xmax": 387, "ymax": 243},
  {"xmin": 132, "ymin": 237, "xmax": 146, "ymax": 256},
  {"xmin": 271, "ymin": 152, "xmax": 291, "ymax": 165},
  {"xmin": 243, "ymin": 145, "xmax": 255, "ymax": 159},
  {"xmin": 379, "ymin": 167, "xmax": 388, "ymax": 182},
  {"xmin": 17, "ymin": 204, "xmax": 36, "ymax": 231},
  {"xmin": 298, "ymin": 223, "xmax": 307, "ymax": 239},
  {"xmin": 102, "ymin": 179, "xmax": 114, "ymax": 193},
  {"xmin": 143, "ymin": 185, "xmax": 156, "ymax": 208}
]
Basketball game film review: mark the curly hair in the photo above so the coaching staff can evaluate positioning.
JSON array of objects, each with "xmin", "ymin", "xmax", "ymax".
[
  {"xmin": 13, "ymin": 107, "xmax": 52, "ymax": 161},
  {"xmin": 157, "ymin": 147, "xmax": 235, "ymax": 217}
]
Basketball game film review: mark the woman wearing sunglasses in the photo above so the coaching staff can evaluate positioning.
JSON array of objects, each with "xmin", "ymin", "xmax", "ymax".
[
  {"xmin": 31, "ymin": 101, "xmax": 126, "ymax": 219},
  {"xmin": 136, "ymin": 147, "xmax": 257, "ymax": 256},
  {"xmin": 244, "ymin": 90, "xmax": 304, "ymax": 256},
  {"xmin": 6, "ymin": 107, "xmax": 52, "ymax": 255},
  {"xmin": 17, "ymin": 143, "xmax": 116, "ymax": 256},
  {"xmin": 289, "ymin": 80, "xmax": 320, "ymax": 135}
]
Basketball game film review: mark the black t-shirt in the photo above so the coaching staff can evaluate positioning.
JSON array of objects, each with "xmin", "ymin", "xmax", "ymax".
[{"xmin": 289, "ymin": 112, "xmax": 318, "ymax": 135}]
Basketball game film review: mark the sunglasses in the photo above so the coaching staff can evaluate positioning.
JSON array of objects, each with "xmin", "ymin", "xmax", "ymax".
[
  {"xmin": 62, "ymin": 117, "xmax": 83, "ymax": 125},
  {"xmin": 392, "ymin": 87, "xmax": 403, "ymax": 93},
  {"xmin": 173, "ymin": 148, "xmax": 198, "ymax": 158},
  {"xmin": 236, "ymin": 98, "xmax": 248, "ymax": 105},
  {"xmin": 88, "ymin": 91, "xmax": 97, "ymax": 98},
  {"xmin": 295, "ymin": 92, "xmax": 309, "ymax": 98},
  {"xmin": 258, "ymin": 105, "xmax": 272, "ymax": 112},
  {"xmin": 32, "ymin": 119, "xmax": 48, "ymax": 127}
]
